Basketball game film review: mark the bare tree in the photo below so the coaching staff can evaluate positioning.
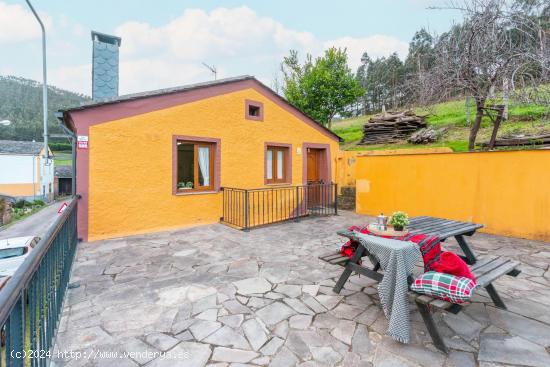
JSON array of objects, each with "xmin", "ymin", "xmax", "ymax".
[{"xmin": 419, "ymin": 0, "xmax": 549, "ymax": 150}]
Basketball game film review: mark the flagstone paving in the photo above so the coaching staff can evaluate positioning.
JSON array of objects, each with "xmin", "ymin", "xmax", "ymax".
[{"xmin": 52, "ymin": 211, "xmax": 550, "ymax": 367}]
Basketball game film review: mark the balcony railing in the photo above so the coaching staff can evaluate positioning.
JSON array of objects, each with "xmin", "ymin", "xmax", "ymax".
[
  {"xmin": 0, "ymin": 198, "xmax": 78, "ymax": 367},
  {"xmin": 221, "ymin": 183, "xmax": 337, "ymax": 230}
]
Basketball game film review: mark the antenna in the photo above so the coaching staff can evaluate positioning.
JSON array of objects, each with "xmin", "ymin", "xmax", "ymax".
[{"xmin": 202, "ymin": 62, "xmax": 217, "ymax": 80}]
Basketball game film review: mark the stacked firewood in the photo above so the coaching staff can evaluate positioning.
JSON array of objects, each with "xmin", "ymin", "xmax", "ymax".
[
  {"xmin": 360, "ymin": 110, "xmax": 427, "ymax": 144},
  {"xmin": 480, "ymin": 134, "xmax": 550, "ymax": 148},
  {"xmin": 408, "ymin": 127, "xmax": 448, "ymax": 144}
]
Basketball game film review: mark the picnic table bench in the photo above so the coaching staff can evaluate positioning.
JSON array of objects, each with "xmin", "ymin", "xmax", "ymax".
[{"xmin": 319, "ymin": 216, "xmax": 521, "ymax": 353}]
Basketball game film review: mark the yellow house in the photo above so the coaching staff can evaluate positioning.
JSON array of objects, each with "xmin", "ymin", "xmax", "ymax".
[
  {"xmin": 0, "ymin": 140, "xmax": 55, "ymax": 202},
  {"xmin": 59, "ymin": 76, "xmax": 341, "ymax": 242}
]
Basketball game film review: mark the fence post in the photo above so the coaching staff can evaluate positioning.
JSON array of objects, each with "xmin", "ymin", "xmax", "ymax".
[
  {"xmin": 334, "ymin": 183, "xmax": 338, "ymax": 215},
  {"xmin": 295, "ymin": 185, "xmax": 300, "ymax": 219},
  {"xmin": 244, "ymin": 189, "xmax": 249, "ymax": 231},
  {"xmin": 220, "ymin": 187, "xmax": 225, "ymax": 222}
]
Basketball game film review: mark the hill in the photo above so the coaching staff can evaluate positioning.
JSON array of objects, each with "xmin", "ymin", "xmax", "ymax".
[
  {"xmin": 332, "ymin": 98, "xmax": 550, "ymax": 152},
  {"xmin": 0, "ymin": 75, "xmax": 90, "ymax": 142}
]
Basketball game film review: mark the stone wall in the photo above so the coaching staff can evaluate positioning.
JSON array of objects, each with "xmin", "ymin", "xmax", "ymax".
[{"xmin": 0, "ymin": 198, "xmax": 13, "ymax": 226}]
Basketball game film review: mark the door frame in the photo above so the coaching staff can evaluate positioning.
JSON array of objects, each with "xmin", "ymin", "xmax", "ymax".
[{"xmin": 302, "ymin": 143, "xmax": 331, "ymax": 185}]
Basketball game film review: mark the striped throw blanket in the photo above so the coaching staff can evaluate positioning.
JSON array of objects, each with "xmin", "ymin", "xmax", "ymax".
[
  {"xmin": 344, "ymin": 225, "xmax": 442, "ymax": 272},
  {"xmin": 351, "ymin": 232, "xmax": 420, "ymax": 343}
]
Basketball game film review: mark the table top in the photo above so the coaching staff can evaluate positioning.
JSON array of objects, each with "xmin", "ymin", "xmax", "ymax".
[{"xmin": 408, "ymin": 216, "xmax": 483, "ymax": 239}]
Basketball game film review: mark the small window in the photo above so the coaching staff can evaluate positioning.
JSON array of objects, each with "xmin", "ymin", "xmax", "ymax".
[
  {"xmin": 249, "ymin": 105, "xmax": 260, "ymax": 117},
  {"xmin": 266, "ymin": 145, "xmax": 289, "ymax": 184},
  {"xmin": 245, "ymin": 100, "xmax": 263, "ymax": 121},
  {"xmin": 176, "ymin": 141, "xmax": 215, "ymax": 192}
]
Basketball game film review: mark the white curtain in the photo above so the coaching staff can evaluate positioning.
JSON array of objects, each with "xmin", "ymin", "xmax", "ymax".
[
  {"xmin": 198, "ymin": 147, "xmax": 210, "ymax": 186},
  {"xmin": 266, "ymin": 150, "xmax": 273, "ymax": 179},
  {"xmin": 277, "ymin": 150, "xmax": 284, "ymax": 179}
]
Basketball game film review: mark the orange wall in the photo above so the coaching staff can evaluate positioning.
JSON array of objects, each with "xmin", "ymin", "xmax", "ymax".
[
  {"xmin": 355, "ymin": 150, "xmax": 550, "ymax": 241},
  {"xmin": 336, "ymin": 148, "xmax": 452, "ymax": 193},
  {"xmin": 0, "ymin": 183, "xmax": 36, "ymax": 196},
  {"xmin": 87, "ymin": 88, "xmax": 339, "ymax": 241}
]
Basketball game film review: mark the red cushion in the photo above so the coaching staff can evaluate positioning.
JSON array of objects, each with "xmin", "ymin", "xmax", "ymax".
[{"xmin": 431, "ymin": 251, "xmax": 475, "ymax": 281}]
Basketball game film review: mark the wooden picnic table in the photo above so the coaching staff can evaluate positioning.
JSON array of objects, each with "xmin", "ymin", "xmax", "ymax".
[
  {"xmin": 408, "ymin": 216, "xmax": 484, "ymax": 265},
  {"xmin": 319, "ymin": 215, "xmax": 521, "ymax": 353}
]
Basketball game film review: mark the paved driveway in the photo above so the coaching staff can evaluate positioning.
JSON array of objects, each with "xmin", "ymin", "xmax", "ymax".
[
  {"xmin": 0, "ymin": 200, "xmax": 68, "ymax": 240},
  {"xmin": 53, "ymin": 211, "xmax": 550, "ymax": 367}
]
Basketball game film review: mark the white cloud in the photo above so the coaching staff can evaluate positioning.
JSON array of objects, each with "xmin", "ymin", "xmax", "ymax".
[
  {"xmin": 119, "ymin": 59, "xmax": 208, "ymax": 94},
  {"xmin": 109, "ymin": 6, "xmax": 408, "ymax": 94},
  {"xmin": 49, "ymin": 63, "xmax": 91, "ymax": 96},
  {"xmin": 116, "ymin": 7, "xmax": 318, "ymax": 61},
  {"xmin": 326, "ymin": 35, "xmax": 409, "ymax": 70},
  {"xmin": 0, "ymin": 2, "xmax": 53, "ymax": 43},
  {"xmin": 108, "ymin": 6, "xmax": 323, "ymax": 94},
  {"xmin": 4, "ymin": 5, "xmax": 409, "ymax": 96}
]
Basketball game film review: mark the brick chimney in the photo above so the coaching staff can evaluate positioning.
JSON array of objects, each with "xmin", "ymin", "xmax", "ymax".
[{"xmin": 91, "ymin": 31, "xmax": 121, "ymax": 100}]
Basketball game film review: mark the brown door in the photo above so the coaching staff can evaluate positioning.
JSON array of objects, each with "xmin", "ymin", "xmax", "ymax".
[
  {"xmin": 307, "ymin": 148, "xmax": 321, "ymax": 184},
  {"xmin": 307, "ymin": 148, "xmax": 322, "ymax": 207}
]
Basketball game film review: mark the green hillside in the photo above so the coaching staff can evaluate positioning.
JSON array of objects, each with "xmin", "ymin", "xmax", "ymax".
[
  {"xmin": 332, "ymin": 98, "xmax": 550, "ymax": 152},
  {"xmin": 0, "ymin": 75, "xmax": 90, "ymax": 142}
]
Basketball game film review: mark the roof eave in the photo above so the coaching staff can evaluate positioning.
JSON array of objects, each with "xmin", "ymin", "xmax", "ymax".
[{"xmin": 59, "ymin": 75, "xmax": 342, "ymax": 142}]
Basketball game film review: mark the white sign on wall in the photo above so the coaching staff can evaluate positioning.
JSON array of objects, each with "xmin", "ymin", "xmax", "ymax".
[{"xmin": 77, "ymin": 135, "xmax": 88, "ymax": 149}]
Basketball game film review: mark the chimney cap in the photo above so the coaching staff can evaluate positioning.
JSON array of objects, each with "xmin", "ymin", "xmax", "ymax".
[{"xmin": 91, "ymin": 30, "xmax": 121, "ymax": 46}]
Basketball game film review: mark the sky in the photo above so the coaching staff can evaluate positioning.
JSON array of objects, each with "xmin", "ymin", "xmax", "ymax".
[{"xmin": 0, "ymin": 0, "xmax": 460, "ymax": 96}]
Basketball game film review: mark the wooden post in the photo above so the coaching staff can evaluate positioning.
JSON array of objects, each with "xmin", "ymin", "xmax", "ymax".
[
  {"xmin": 334, "ymin": 183, "xmax": 338, "ymax": 215},
  {"xmin": 243, "ymin": 190, "xmax": 249, "ymax": 231}
]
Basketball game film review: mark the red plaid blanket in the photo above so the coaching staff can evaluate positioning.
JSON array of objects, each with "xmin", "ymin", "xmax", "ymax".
[{"xmin": 341, "ymin": 225, "xmax": 442, "ymax": 272}]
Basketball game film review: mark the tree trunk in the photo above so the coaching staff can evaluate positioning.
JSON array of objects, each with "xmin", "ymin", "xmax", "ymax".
[
  {"xmin": 487, "ymin": 105, "xmax": 505, "ymax": 150},
  {"xmin": 468, "ymin": 97, "xmax": 485, "ymax": 151},
  {"xmin": 502, "ymin": 78, "xmax": 509, "ymax": 120}
]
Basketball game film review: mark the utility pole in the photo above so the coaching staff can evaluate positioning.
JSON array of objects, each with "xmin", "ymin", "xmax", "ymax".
[
  {"xmin": 202, "ymin": 62, "xmax": 217, "ymax": 80},
  {"xmin": 26, "ymin": 0, "xmax": 50, "ymax": 163}
]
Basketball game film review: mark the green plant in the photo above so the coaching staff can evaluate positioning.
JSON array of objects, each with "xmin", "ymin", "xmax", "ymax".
[
  {"xmin": 281, "ymin": 47, "xmax": 364, "ymax": 128},
  {"xmin": 33, "ymin": 200, "xmax": 45, "ymax": 207},
  {"xmin": 14, "ymin": 200, "xmax": 30, "ymax": 209},
  {"xmin": 49, "ymin": 142, "xmax": 72, "ymax": 151},
  {"xmin": 177, "ymin": 182, "xmax": 186, "ymax": 189},
  {"xmin": 389, "ymin": 211, "xmax": 409, "ymax": 231},
  {"xmin": 185, "ymin": 182, "xmax": 194, "ymax": 188}
]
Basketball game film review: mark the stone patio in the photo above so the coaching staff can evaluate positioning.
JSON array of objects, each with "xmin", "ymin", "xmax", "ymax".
[{"xmin": 52, "ymin": 211, "xmax": 550, "ymax": 367}]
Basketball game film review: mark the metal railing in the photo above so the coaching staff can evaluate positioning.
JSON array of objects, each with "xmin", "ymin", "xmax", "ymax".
[
  {"xmin": 0, "ymin": 199, "xmax": 78, "ymax": 367},
  {"xmin": 221, "ymin": 183, "xmax": 337, "ymax": 230}
]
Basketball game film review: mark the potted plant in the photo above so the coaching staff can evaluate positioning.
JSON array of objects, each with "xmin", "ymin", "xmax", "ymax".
[
  {"xmin": 185, "ymin": 182, "xmax": 194, "ymax": 189},
  {"xmin": 389, "ymin": 211, "xmax": 409, "ymax": 231},
  {"xmin": 177, "ymin": 182, "xmax": 186, "ymax": 190}
]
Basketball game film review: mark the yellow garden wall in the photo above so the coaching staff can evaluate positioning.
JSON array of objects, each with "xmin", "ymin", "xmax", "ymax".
[
  {"xmin": 336, "ymin": 148, "xmax": 452, "ymax": 193},
  {"xmin": 87, "ymin": 88, "xmax": 339, "ymax": 241},
  {"xmin": 355, "ymin": 149, "xmax": 550, "ymax": 241}
]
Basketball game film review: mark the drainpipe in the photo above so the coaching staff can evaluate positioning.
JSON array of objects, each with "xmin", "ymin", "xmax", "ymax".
[
  {"xmin": 32, "ymin": 155, "xmax": 36, "ymax": 201},
  {"xmin": 55, "ymin": 112, "xmax": 76, "ymax": 197},
  {"xmin": 26, "ymin": 0, "xmax": 49, "ymax": 162}
]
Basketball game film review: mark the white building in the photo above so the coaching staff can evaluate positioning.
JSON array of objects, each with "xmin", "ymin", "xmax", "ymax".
[{"xmin": 0, "ymin": 140, "xmax": 54, "ymax": 202}]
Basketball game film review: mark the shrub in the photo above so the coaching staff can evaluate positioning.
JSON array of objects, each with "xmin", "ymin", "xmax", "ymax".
[
  {"xmin": 49, "ymin": 142, "xmax": 72, "ymax": 151},
  {"xmin": 14, "ymin": 200, "xmax": 30, "ymax": 209},
  {"xmin": 33, "ymin": 200, "xmax": 45, "ymax": 207},
  {"xmin": 390, "ymin": 211, "xmax": 409, "ymax": 231}
]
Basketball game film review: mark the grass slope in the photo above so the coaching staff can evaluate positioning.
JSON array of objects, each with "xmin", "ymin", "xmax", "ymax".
[{"xmin": 332, "ymin": 98, "xmax": 550, "ymax": 152}]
